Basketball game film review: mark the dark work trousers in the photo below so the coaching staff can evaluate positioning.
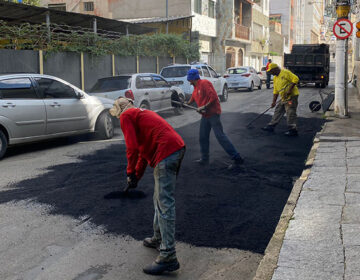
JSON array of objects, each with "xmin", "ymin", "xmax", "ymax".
[
  {"xmin": 266, "ymin": 73, "xmax": 272, "ymax": 89},
  {"xmin": 199, "ymin": 114, "xmax": 241, "ymax": 161}
]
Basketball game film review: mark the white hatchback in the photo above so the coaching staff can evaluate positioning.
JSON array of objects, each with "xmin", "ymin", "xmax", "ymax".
[{"xmin": 224, "ymin": 67, "xmax": 262, "ymax": 92}]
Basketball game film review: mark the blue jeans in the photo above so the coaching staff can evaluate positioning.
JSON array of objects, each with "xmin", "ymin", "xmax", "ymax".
[
  {"xmin": 153, "ymin": 147, "xmax": 185, "ymax": 258},
  {"xmin": 200, "ymin": 114, "xmax": 241, "ymax": 161}
]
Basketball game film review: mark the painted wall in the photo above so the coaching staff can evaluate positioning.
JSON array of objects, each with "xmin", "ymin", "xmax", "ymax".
[
  {"xmin": 110, "ymin": 0, "xmax": 191, "ymax": 19},
  {"xmin": 40, "ymin": 0, "xmax": 111, "ymax": 18}
]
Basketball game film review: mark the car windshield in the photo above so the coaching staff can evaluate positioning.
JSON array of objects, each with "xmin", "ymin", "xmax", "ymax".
[
  {"xmin": 161, "ymin": 66, "xmax": 191, "ymax": 78},
  {"xmin": 228, "ymin": 68, "xmax": 247, "ymax": 74},
  {"xmin": 89, "ymin": 76, "xmax": 131, "ymax": 93}
]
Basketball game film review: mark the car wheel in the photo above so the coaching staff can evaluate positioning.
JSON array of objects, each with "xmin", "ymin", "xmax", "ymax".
[
  {"xmin": 220, "ymin": 85, "xmax": 228, "ymax": 102},
  {"xmin": 248, "ymin": 82, "xmax": 254, "ymax": 92},
  {"xmin": 0, "ymin": 130, "xmax": 8, "ymax": 160},
  {"xmin": 174, "ymin": 94, "xmax": 185, "ymax": 115},
  {"xmin": 258, "ymin": 82, "xmax": 262, "ymax": 90},
  {"xmin": 140, "ymin": 102, "xmax": 150, "ymax": 110},
  {"xmin": 96, "ymin": 111, "xmax": 114, "ymax": 140},
  {"xmin": 320, "ymin": 82, "xmax": 326, "ymax": 88}
]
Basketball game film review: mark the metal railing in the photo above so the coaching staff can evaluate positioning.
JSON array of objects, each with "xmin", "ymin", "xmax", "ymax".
[{"xmin": 234, "ymin": 23, "xmax": 250, "ymax": 40}]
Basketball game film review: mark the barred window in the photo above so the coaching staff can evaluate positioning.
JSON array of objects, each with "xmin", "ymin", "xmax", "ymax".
[
  {"xmin": 194, "ymin": 0, "xmax": 202, "ymax": 14},
  {"xmin": 84, "ymin": 2, "xmax": 94, "ymax": 11},
  {"xmin": 208, "ymin": 1, "xmax": 215, "ymax": 18}
]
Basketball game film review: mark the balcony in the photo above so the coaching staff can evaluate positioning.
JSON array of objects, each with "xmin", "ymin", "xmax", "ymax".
[{"xmin": 235, "ymin": 23, "xmax": 250, "ymax": 40}]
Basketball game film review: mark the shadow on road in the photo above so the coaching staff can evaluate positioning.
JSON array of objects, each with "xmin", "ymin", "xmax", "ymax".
[{"xmin": 0, "ymin": 112, "xmax": 325, "ymax": 254}]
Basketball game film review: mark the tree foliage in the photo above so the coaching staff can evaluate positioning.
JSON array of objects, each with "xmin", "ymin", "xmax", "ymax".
[{"xmin": 10, "ymin": 0, "xmax": 40, "ymax": 5}]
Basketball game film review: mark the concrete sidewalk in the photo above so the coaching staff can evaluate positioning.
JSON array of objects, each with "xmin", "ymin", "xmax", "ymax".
[{"xmin": 255, "ymin": 85, "xmax": 360, "ymax": 280}]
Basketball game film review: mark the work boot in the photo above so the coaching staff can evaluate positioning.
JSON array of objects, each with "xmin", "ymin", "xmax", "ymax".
[
  {"xmin": 143, "ymin": 237, "xmax": 161, "ymax": 251},
  {"xmin": 284, "ymin": 129, "xmax": 298, "ymax": 136},
  {"xmin": 261, "ymin": 125, "xmax": 274, "ymax": 132},
  {"xmin": 228, "ymin": 157, "xmax": 244, "ymax": 170},
  {"xmin": 143, "ymin": 255, "xmax": 180, "ymax": 275},
  {"xmin": 194, "ymin": 158, "xmax": 209, "ymax": 166}
]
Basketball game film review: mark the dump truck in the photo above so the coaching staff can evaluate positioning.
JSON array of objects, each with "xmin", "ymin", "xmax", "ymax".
[{"xmin": 284, "ymin": 44, "xmax": 330, "ymax": 88}]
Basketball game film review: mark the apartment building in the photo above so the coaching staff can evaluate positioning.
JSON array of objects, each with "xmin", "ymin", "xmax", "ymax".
[
  {"xmin": 248, "ymin": 0, "xmax": 270, "ymax": 70},
  {"xmin": 303, "ymin": 0, "xmax": 324, "ymax": 44},
  {"xmin": 269, "ymin": 15, "xmax": 285, "ymax": 66},
  {"xmin": 40, "ymin": 0, "xmax": 112, "ymax": 17},
  {"xmin": 270, "ymin": 0, "xmax": 295, "ymax": 53}
]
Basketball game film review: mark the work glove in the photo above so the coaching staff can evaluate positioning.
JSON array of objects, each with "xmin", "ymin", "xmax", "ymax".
[
  {"xmin": 126, "ymin": 173, "xmax": 138, "ymax": 189},
  {"xmin": 197, "ymin": 105, "xmax": 206, "ymax": 114}
]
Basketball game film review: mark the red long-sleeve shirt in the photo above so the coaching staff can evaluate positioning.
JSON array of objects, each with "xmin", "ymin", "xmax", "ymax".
[
  {"xmin": 120, "ymin": 108, "xmax": 185, "ymax": 179},
  {"xmin": 188, "ymin": 79, "xmax": 221, "ymax": 118}
]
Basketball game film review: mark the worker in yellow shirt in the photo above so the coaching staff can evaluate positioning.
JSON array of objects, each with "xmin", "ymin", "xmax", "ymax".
[{"xmin": 262, "ymin": 63, "xmax": 300, "ymax": 136}]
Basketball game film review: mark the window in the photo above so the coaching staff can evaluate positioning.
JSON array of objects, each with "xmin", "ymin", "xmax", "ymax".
[
  {"xmin": 0, "ymin": 78, "xmax": 38, "ymax": 99},
  {"xmin": 160, "ymin": 66, "xmax": 191, "ymax": 78},
  {"xmin": 48, "ymin": 3, "xmax": 66, "ymax": 11},
  {"xmin": 153, "ymin": 76, "xmax": 170, "ymax": 88},
  {"xmin": 228, "ymin": 68, "xmax": 247, "ymax": 74},
  {"xmin": 84, "ymin": 2, "xmax": 94, "ymax": 11},
  {"xmin": 201, "ymin": 66, "xmax": 210, "ymax": 77},
  {"xmin": 136, "ymin": 76, "xmax": 156, "ymax": 89},
  {"xmin": 194, "ymin": 0, "xmax": 202, "ymax": 14},
  {"xmin": 208, "ymin": 66, "xmax": 218, "ymax": 78},
  {"xmin": 208, "ymin": 0, "xmax": 215, "ymax": 18},
  {"xmin": 35, "ymin": 78, "xmax": 76, "ymax": 99},
  {"xmin": 89, "ymin": 76, "xmax": 131, "ymax": 93}
]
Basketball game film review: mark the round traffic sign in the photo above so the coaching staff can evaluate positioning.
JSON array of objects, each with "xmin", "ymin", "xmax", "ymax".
[{"xmin": 333, "ymin": 19, "xmax": 353, "ymax": 40}]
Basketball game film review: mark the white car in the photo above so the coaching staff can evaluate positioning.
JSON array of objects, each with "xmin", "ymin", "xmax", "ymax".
[
  {"xmin": 0, "ymin": 74, "xmax": 115, "ymax": 159},
  {"xmin": 160, "ymin": 63, "xmax": 229, "ymax": 102},
  {"xmin": 259, "ymin": 66, "xmax": 273, "ymax": 84},
  {"xmin": 88, "ymin": 74, "xmax": 185, "ymax": 115},
  {"xmin": 224, "ymin": 67, "xmax": 262, "ymax": 92}
]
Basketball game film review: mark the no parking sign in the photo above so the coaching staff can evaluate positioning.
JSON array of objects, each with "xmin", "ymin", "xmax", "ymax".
[{"xmin": 333, "ymin": 19, "xmax": 353, "ymax": 40}]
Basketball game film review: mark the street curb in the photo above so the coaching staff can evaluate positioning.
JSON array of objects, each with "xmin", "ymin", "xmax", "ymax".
[{"xmin": 252, "ymin": 136, "xmax": 319, "ymax": 280}]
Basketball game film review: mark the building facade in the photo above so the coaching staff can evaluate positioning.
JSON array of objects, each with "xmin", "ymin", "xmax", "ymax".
[
  {"xmin": 248, "ymin": 0, "xmax": 270, "ymax": 70},
  {"xmin": 40, "ymin": 0, "xmax": 112, "ymax": 17},
  {"xmin": 270, "ymin": 0, "xmax": 295, "ymax": 53},
  {"xmin": 303, "ymin": 0, "xmax": 324, "ymax": 44}
]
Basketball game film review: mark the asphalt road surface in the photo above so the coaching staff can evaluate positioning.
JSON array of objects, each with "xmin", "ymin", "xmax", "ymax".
[{"xmin": 0, "ymin": 85, "xmax": 327, "ymax": 280}]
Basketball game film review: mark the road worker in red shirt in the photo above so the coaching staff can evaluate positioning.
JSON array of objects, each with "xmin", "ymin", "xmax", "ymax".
[
  {"xmin": 187, "ymin": 69, "xmax": 243, "ymax": 170},
  {"xmin": 109, "ymin": 97, "xmax": 185, "ymax": 276}
]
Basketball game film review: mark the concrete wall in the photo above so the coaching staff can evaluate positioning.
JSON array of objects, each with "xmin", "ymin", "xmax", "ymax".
[
  {"xmin": 0, "ymin": 49, "xmax": 39, "ymax": 74},
  {"xmin": 110, "ymin": 0, "xmax": 191, "ymax": 19},
  {"xmin": 115, "ymin": 56, "xmax": 136, "ymax": 75},
  {"xmin": 0, "ymin": 49, "xmax": 186, "ymax": 91},
  {"xmin": 84, "ymin": 54, "xmax": 112, "ymax": 91},
  {"xmin": 44, "ymin": 52, "xmax": 81, "ymax": 88}
]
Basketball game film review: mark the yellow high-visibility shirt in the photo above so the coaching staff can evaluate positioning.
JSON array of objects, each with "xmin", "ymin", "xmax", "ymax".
[{"xmin": 273, "ymin": 69, "xmax": 299, "ymax": 100}]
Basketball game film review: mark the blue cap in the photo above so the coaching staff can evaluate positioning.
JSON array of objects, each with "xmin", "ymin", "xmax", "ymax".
[{"xmin": 187, "ymin": 69, "xmax": 200, "ymax": 81}]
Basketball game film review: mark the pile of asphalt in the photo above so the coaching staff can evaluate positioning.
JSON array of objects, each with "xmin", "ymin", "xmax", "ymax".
[{"xmin": 0, "ymin": 113, "xmax": 324, "ymax": 254}]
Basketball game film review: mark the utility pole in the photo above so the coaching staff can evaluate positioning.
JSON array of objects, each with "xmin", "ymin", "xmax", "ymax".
[
  {"xmin": 166, "ymin": 0, "xmax": 169, "ymax": 34},
  {"xmin": 334, "ymin": 0, "xmax": 351, "ymax": 117}
]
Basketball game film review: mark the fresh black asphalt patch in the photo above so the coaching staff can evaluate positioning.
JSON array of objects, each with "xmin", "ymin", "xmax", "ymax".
[{"xmin": 0, "ymin": 112, "xmax": 325, "ymax": 254}]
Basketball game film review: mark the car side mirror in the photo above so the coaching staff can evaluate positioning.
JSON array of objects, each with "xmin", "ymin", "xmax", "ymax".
[{"xmin": 76, "ymin": 91, "xmax": 84, "ymax": 99}]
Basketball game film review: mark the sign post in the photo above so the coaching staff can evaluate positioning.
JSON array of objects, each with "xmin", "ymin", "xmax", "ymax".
[{"xmin": 333, "ymin": 15, "xmax": 352, "ymax": 117}]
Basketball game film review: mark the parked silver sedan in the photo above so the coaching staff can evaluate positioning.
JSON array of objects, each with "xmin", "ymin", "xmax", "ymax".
[
  {"xmin": 88, "ymin": 73, "xmax": 185, "ymax": 115},
  {"xmin": 0, "ymin": 74, "xmax": 115, "ymax": 159}
]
